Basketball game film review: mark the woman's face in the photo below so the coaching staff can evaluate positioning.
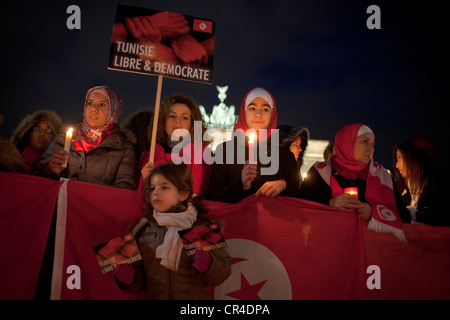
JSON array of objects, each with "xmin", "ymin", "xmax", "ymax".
[
  {"xmin": 290, "ymin": 139, "xmax": 302, "ymax": 160},
  {"xmin": 149, "ymin": 173, "xmax": 188, "ymax": 212},
  {"xmin": 85, "ymin": 91, "xmax": 110, "ymax": 128},
  {"xmin": 31, "ymin": 121, "xmax": 54, "ymax": 151},
  {"xmin": 165, "ymin": 103, "xmax": 192, "ymax": 138},
  {"xmin": 396, "ymin": 150, "xmax": 408, "ymax": 179},
  {"xmin": 245, "ymin": 97, "xmax": 272, "ymax": 131},
  {"xmin": 353, "ymin": 132, "xmax": 375, "ymax": 163}
]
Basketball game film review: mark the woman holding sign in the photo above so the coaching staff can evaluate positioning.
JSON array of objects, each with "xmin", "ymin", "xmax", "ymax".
[
  {"xmin": 35, "ymin": 86, "xmax": 137, "ymax": 190},
  {"xmin": 140, "ymin": 94, "xmax": 212, "ymax": 199},
  {"xmin": 206, "ymin": 87, "xmax": 299, "ymax": 203}
]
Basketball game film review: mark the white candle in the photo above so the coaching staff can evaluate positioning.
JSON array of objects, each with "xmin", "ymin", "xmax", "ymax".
[
  {"xmin": 248, "ymin": 133, "xmax": 256, "ymax": 164},
  {"xmin": 62, "ymin": 128, "xmax": 73, "ymax": 168}
]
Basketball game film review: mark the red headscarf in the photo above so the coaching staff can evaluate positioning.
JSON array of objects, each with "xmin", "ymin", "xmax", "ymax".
[
  {"xmin": 233, "ymin": 87, "xmax": 278, "ymax": 140},
  {"xmin": 72, "ymin": 86, "xmax": 122, "ymax": 152},
  {"xmin": 330, "ymin": 123, "xmax": 373, "ymax": 180}
]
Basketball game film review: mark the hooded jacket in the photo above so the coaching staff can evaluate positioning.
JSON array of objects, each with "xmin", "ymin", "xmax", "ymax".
[
  {"xmin": 279, "ymin": 125, "xmax": 310, "ymax": 181},
  {"xmin": 9, "ymin": 109, "xmax": 63, "ymax": 173}
]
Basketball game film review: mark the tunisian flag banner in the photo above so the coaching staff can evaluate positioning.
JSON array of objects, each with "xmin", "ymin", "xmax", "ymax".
[{"xmin": 1, "ymin": 172, "xmax": 450, "ymax": 300}]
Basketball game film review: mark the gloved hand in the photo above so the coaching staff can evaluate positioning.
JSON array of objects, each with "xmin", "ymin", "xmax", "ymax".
[
  {"xmin": 114, "ymin": 263, "xmax": 135, "ymax": 286},
  {"xmin": 192, "ymin": 250, "xmax": 212, "ymax": 274}
]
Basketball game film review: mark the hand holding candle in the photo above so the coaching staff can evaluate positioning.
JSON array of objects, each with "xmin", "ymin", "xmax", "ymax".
[{"xmin": 61, "ymin": 128, "xmax": 73, "ymax": 168}]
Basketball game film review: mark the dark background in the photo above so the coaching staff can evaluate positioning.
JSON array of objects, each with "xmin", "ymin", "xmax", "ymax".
[{"xmin": 1, "ymin": 0, "xmax": 448, "ymax": 173}]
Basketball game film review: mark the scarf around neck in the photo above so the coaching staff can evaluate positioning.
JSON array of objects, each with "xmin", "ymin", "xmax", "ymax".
[
  {"xmin": 315, "ymin": 159, "xmax": 406, "ymax": 242},
  {"xmin": 72, "ymin": 86, "xmax": 122, "ymax": 152},
  {"xmin": 21, "ymin": 144, "xmax": 44, "ymax": 173},
  {"xmin": 153, "ymin": 202, "xmax": 198, "ymax": 271}
]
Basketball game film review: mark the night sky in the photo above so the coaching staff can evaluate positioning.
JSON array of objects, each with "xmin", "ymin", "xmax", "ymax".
[{"xmin": 1, "ymin": 0, "xmax": 448, "ymax": 172}]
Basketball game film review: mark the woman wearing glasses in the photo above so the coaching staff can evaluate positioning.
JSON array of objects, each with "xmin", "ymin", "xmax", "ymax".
[{"xmin": 10, "ymin": 109, "xmax": 63, "ymax": 173}]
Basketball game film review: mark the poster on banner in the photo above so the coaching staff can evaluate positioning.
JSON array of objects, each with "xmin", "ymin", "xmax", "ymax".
[
  {"xmin": 108, "ymin": 3, "xmax": 215, "ymax": 84},
  {"xmin": 179, "ymin": 223, "xmax": 227, "ymax": 256},
  {"xmin": 93, "ymin": 233, "xmax": 142, "ymax": 274}
]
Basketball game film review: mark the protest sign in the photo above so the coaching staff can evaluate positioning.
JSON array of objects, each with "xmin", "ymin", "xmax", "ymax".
[{"xmin": 108, "ymin": 3, "xmax": 215, "ymax": 84}]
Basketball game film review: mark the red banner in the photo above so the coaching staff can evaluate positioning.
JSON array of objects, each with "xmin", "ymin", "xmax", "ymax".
[
  {"xmin": 1, "ymin": 172, "xmax": 450, "ymax": 300},
  {"xmin": 0, "ymin": 173, "xmax": 61, "ymax": 299}
]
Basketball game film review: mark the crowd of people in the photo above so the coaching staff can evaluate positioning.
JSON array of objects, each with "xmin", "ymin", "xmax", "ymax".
[{"xmin": 1, "ymin": 85, "xmax": 448, "ymax": 299}]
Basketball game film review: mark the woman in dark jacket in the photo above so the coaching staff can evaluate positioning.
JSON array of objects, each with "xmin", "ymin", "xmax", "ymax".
[
  {"xmin": 36, "ymin": 86, "xmax": 137, "ymax": 190},
  {"xmin": 206, "ymin": 87, "xmax": 299, "ymax": 203},
  {"xmin": 279, "ymin": 125, "xmax": 310, "ymax": 183}
]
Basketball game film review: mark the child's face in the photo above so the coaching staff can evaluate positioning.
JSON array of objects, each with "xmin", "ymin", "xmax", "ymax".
[{"xmin": 149, "ymin": 174, "xmax": 189, "ymax": 212}]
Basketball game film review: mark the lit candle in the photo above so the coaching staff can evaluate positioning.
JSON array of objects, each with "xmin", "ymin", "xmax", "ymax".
[
  {"xmin": 248, "ymin": 133, "xmax": 256, "ymax": 164},
  {"xmin": 344, "ymin": 187, "xmax": 358, "ymax": 197},
  {"xmin": 62, "ymin": 128, "xmax": 73, "ymax": 168}
]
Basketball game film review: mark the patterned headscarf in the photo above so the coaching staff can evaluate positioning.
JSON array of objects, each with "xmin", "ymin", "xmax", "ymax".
[{"xmin": 72, "ymin": 86, "xmax": 122, "ymax": 151}]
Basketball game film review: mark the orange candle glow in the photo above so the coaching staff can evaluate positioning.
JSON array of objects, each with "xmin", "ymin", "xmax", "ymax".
[{"xmin": 344, "ymin": 187, "xmax": 358, "ymax": 197}]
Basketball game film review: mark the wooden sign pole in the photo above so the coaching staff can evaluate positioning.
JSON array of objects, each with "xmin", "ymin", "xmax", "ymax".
[{"xmin": 149, "ymin": 75, "xmax": 163, "ymax": 164}]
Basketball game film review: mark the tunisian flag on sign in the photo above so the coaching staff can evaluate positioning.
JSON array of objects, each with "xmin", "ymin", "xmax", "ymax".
[
  {"xmin": 193, "ymin": 18, "xmax": 213, "ymax": 33},
  {"xmin": 205, "ymin": 196, "xmax": 369, "ymax": 300}
]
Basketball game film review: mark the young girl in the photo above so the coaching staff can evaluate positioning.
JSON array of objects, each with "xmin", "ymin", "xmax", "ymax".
[
  {"xmin": 114, "ymin": 162, "xmax": 231, "ymax": 300},
  {"xmin": 140, "ymin": 94, "xmax": 212, "ymax": 199}
]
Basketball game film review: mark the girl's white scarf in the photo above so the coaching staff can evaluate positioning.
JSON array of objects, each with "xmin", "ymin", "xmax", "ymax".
[{"xmin": 153, "ymin": 203, "xmax": 197, "ymax": 271}]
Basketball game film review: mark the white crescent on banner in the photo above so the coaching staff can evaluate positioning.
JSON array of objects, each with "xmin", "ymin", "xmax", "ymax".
[
  {"xmin": 214, "ymin": 239, "xmax": 292, "ymax": 300},
  {"xmin": 376, "ymin": 204, "xmax": 397, "ymax": 221}
]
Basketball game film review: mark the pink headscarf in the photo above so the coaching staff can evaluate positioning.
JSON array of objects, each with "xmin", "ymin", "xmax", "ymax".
[
  {"xmin": 72, "ymin": 86, "xmax": 122, "ymax": 151},
  {"xmin": 330, "ymin": 123, "xmax": 373, "ymax": 180},
  {"xmin": 233, "ymin": 87, "xmax": 278, "ymax": 140}
]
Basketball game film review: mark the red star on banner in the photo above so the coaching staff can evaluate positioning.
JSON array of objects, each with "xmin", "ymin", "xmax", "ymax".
[{"xmin": 226, "ymin": 273, "xmax": 267, "ymax": 300}]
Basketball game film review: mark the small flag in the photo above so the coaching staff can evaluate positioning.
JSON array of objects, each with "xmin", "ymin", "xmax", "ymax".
[{"xmin": 193, "ymin": 19, "xmax": 213, "ymax": 33}]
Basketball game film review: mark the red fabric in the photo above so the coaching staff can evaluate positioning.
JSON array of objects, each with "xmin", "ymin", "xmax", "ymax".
[
  {"xmin": 21, "ymin": 144, "xmax": 44, "ymax": 173},
  {"xmin": 1, "ymin": 173, "xmax": 450, "ymax": 299},
  {"xmin": 316, "ymin": 160, "xmax": 405, "ymax": 239},
  {"xmin": 233, "ymin": 87, "xmax": 278, "ymax": 140},
  {"xmin": 0, "ymin": 173, "xmax": 61, "ymax": 299},
  {"xmin": 205, "ymin": 196, "xmax": 368, "ymax": 299},
  {"xmin": 72, "ymin": 126, "xmax": 115, "ymax": 152},
  {"xmin": 60, "ymin": 180, "xmax": 145, "ymax": 300}
]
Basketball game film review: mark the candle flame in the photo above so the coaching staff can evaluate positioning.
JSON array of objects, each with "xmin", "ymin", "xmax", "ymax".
[
  {"xmin": 344, "ymin": 187, "xmax": 358, "ymax": 197},
  {"xmin": 249, "ymin": 133, "xmax": 256, "ymax": 143},
  {"xmin": 67, "ymin": 128, "xmax": 73, "ymax": 136}
]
